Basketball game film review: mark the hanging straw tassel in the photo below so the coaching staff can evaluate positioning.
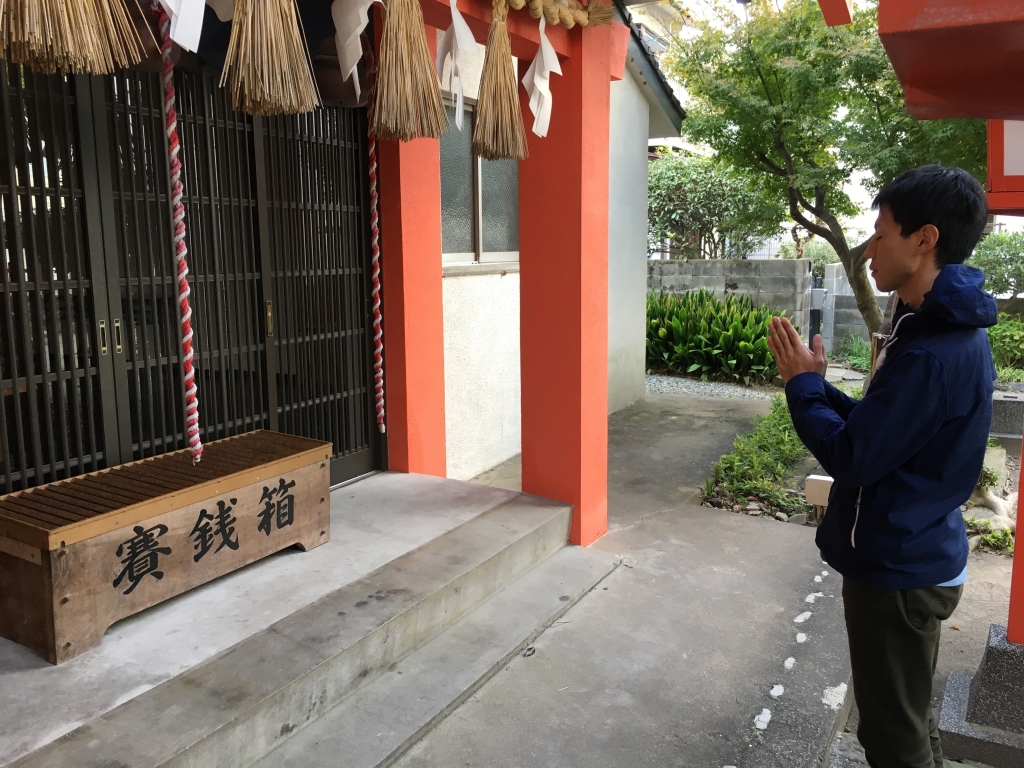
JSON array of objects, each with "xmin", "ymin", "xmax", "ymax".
[
  {"xmin": 0, "ymin": 0, "xmax": 146, "ymax": 74},
  {"xmin": 375, "ymin": 0, "xmax": 448, "ymax": 141},
  {"xmin": 472, "ymin": 0, "xmax": 527, "ymax": 161},
  {"xmin": 91, "ymin": 0, "xmax": 147, "ymax": 70},
  {"xmin": 220, "ymin": 0, "xmax": 319, "ymax": 115}
]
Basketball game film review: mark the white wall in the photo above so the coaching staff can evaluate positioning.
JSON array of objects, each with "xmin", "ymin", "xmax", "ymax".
[
  {"xmin": 607, "ymin": 72, "xmax": 651, "ymax": 414},
  {"xmin": 442, "ymin": 270, "xmax": 522, "ymax": 481}
]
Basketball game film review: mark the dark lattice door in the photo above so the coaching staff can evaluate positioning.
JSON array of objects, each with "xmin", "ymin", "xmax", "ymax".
[
  {"xmin": 101, "ymin": 69, "xmax": 271, "ymax": 462},
  {"xmin": 0, "ymin": 66, "xmax": 117, "ymax": 493},
  {"xmin": 257, "ymin": 110, "xmax": 377, "ymax": 485}
]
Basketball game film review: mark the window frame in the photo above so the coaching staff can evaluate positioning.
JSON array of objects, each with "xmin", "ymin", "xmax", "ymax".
[{"xmin": 440, "ymin": 97, "xmax": 519, "ymax": 266}]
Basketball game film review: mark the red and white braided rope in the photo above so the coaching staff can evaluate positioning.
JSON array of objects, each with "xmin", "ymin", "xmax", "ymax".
[
  {"xmin": 152, "ymin": 4, "xmax": 203, "ymax": 462},
  {"xmin": 364, "ymin": 40, "xmax": 386, "ymax": 434}
]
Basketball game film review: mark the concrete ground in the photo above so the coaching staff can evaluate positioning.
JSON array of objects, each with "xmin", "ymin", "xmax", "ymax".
[{"xmin": 396, "ymin": 394, "xmax": 853, "ymax": 768}]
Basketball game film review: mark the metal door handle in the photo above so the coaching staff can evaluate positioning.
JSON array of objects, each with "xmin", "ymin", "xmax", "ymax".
[
  {"xmin": 113, "ymin": 319, "xmax": 123, "ymax": 354},
  {"xmin": 266, "ymin": 300, "xmax": 274, "ymax": 337},
  {"xmin": 98, "ymin": 320, "xmax": 108, "ymax": 355}
]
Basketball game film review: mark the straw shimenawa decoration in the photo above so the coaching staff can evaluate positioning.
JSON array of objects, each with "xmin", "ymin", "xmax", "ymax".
[
  {"xmin": 375, "ymin": 0, "xmax": 448, "ymax": 141},
  {"xmin": 220, "ymin": 0, "xmax": 320, "ymax": 115},
  {"xmin": 472, "ymin": 0, "xmax": 527, "ymax": 161},
  {"xmin": 516, "ymin": 0, "xmax": 613, "ymax": 29},
  {"xmin": 0, "ymin": 0, "xmax": 147, "ymax": 74}
]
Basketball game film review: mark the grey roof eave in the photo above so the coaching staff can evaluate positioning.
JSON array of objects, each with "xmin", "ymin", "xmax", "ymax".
[{"xmin": 614, "ymin": 0, "xmax": 685, "ymax": 136}]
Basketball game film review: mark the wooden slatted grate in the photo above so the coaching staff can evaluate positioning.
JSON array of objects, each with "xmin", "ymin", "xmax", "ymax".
[{"xmin": 0, "ymin": 431, "xmax": 332, "ymax": 549}]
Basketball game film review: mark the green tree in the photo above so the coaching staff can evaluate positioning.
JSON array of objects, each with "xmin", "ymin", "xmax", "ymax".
[
  {"xmin": 841, "ymin": 9, "xmax": 986, "ymax": 191},
  {"xmin": 648, "ymin": 154, "xmax": 784, "ymax": 259},
  {"xmin": 667, "ymin": 0, "xmax": 985, "ymax": 333},
  {"xmin": 970, "ymin": 231, "xmax": 1024, "ymax": 298}
]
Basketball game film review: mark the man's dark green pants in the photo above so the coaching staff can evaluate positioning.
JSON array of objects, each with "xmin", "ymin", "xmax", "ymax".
[{"xmin": 842, "ymin": 577, "xmax": 963, "ymax": 768}]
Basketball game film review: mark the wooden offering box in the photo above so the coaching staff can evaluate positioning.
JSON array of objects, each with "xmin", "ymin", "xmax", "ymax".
[{"xmin": 0, "ymin": 431, "xmax": 332, "ymax": 664}]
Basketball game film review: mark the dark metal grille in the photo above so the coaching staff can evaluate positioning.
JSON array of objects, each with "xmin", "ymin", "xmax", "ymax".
[
  {"xmin": 0, "ymin": 66, "xmax": 103, "ymax": 492},
  {"xmin": 105, "ymin": 69, "xmax": 269, "ymax": 461},
  {"xmin": 0, "ymin": 66, "xmax": 376, "ymax": 492},
  {"xmin": 260, "ymin": 110, "xmax": 375, "ymax": 479}
]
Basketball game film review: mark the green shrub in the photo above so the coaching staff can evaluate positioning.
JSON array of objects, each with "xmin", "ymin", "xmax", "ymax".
[
  {"xmin": 964, "ymin": 517, "xmax": 1015, "ymax": 554},
  {"xmin": 997, "ymin": 367, "xmax": 1024, "ymax": 384},
  {"xmin": 834, "ymin": 334, "xmax": 871, "ymax": 372},
  {"xmin": 708, "ymin": 397, "xmax": 810, "ymax": 515},
  {"xmin": 781, "ymin": 238, "xmax": 841, "ymax": 278},
  {"xmin": 646, "ymin": 289, "xmax": 782, "ymax": 384},
  {"xmin": 989, "ymin": 313, "xmax": 1024, "ymax": 369}
]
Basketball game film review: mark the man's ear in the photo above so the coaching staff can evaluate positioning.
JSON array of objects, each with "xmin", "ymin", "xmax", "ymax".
[{"xmin": 917, "ymin": 223, "xmax": 940, "ymax": 254}]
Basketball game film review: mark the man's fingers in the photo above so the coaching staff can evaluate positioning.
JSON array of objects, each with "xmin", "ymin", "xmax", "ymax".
[
  {"xmin": 771, "ymin": 317, "xmax": 793, "ymax": 355},
  {"xmin": 784, "ymin": 318, "xmax": 804, "ymax": 349},
  {"xmin": 812, "ymin": 334, "xmax": 827, "ymax": 363}
]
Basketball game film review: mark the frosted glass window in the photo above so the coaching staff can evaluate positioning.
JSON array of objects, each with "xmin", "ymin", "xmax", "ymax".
[
  {"xmin": 438, "ymin": 103, "xmax": 519, "ymax": 263},
  {"xmin": 440, "ymin": 106, "xmax": 475, "ymax": 256},
  {"xmin": 481, "ymin": 157, "xmax": 518, "ymax": 255}
]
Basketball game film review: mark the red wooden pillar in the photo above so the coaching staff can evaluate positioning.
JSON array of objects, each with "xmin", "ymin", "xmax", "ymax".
[
  {"xmin": 1008, "ymin": 451, "xmax": 1024, "ymax": 643},
  {"xmin": 518, "ymin": 26, "xmax": 611, "ymax": 546},
  {"xmin": 376, "ymin": 24, "xmax": 447, "ymax": 477}
]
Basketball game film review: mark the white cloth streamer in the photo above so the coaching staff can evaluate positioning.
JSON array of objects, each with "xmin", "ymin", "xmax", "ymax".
[
  {"xmin": 521, "ymin": 15, "xmax": 561, "ymax": 137},
  {"xmin": 158, "ymin": 0, "xmax": 227, "ymax": 52},
  {"xmin": 435, "ymin": 0, "xmax": 477, "ymax": 130},
  {"xmin": 333, "ymin": 0, "xmax": 381, "ymax": 102}
]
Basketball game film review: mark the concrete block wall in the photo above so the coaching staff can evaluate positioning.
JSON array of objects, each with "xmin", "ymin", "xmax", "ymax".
[
  {"xmin": 648, "ymin": 258, "xmax": 813, "ymax": 331},
  {"xmin": 821, "ymin": 264, "xmax": 890, "ymax": 354},
  {"xmin": 823, "ymin": 294, "xmax": 888, "ymax": 353}
]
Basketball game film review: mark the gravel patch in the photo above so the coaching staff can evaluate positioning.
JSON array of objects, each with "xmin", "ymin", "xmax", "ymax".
[{"xmin": 646, "ymin": 374, "xmax": 778, "ymax": 401}]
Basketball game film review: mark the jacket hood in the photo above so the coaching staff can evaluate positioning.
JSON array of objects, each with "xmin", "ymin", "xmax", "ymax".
[{"xmin": 920, "ymin": 264, "xmax": 998, "ymax": 328}]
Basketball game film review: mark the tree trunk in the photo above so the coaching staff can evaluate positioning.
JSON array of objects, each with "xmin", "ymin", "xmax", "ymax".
[{"xmin": 815, "ymin": 212, "xmax": 884, "ymax": 335}]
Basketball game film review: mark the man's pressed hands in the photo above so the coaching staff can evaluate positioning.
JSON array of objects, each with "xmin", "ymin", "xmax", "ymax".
[{"xmin": 767, "ymin": 316, "xmax": 828, "ymax": 384}]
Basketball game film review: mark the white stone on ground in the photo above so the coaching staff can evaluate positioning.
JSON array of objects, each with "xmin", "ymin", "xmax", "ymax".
[
  {"xmin": 822, "ymin": 683, "xmax": 848, "ymax": 711},
  {"xmin": 784, "ymin": 657, "xmax": 795, "ymax": 670},
  {"xmin": 770, "ymin": 684, "xmax": 784, "ymax": 698},
  {"xmin": 645, "ymin": 375, "xmax": 774, "ymax": 400},
  {"xmin": 794, "ymin": 611, "xmax": 812, "ymax": 623},
  {"xmin": 754, "ymin": 708, "xmax": 772, "ymax": 730},
  {"xmin": 797, "ymin": 633, "xmax": 807, "ymax": 643}
]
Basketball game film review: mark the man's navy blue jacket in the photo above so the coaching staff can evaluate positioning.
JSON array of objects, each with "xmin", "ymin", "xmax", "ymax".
[{"xmin": 785, "ymin": 264, "xmax": 997, "ymax": 590}]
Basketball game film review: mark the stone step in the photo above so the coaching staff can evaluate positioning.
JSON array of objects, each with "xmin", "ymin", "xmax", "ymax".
[
  {"xmin": 991, "ymin": 392, "xmax": 1024, "ymax": 438},
  {"xmin": 11, "ymin": 494, "xmax": 573, "ymax": 768},
  {"xmin": 254, "ymin": 545, "xmax": 619, "ymax": 768}
]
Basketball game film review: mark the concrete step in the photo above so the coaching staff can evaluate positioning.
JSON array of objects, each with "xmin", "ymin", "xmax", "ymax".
[
  {"xmin": 254, "ymin": 545, "xmax": 619, "ymax": 768},
  {"xmin": 12, "ymin": 493, "xmax": 573, "ymax": 768}
]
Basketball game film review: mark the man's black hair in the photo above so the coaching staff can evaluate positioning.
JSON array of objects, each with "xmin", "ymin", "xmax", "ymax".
[{"xmin": 872, "ymin": 164, "xmax": 988, "ymax": 267}]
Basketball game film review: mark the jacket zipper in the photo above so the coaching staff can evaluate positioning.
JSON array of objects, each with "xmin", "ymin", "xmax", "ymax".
[
  {"xmin": 851, "ymin": 489, "xmax": 862, "ymax": 548},
  {"xmin": 849, "ymin": 310, "xmax": 909, "ymax": 548}
]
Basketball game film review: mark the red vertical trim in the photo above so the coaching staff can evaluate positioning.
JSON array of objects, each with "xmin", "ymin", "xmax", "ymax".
[
  {"xmin": 1008, "ymin": 456, "xmax": 1024, "ymax": 644},
  {"xmin": 518, "ymin": 25, "xmax": 611, "ymax": 546},
  {"xmin": 376, "ymin": 17, "xmax": 447, "ymax": 476}
]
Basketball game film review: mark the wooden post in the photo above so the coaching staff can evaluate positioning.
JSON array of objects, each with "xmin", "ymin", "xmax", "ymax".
[
  {"xmin": 518, "ymin": 24, "xmax": 612, "ymax": 546},
  {"xmin": 1008, "ymin": 439, "xmax": 1024, "ymax": 644},
  {"xmin": 375, "ymin": 20, "xmax": 448, "ymax": 477}
]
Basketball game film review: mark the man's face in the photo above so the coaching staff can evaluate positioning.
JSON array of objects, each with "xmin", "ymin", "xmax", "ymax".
[{"xmin": 865, "ymin": 205, "xmax": 925, "ymax": 293}]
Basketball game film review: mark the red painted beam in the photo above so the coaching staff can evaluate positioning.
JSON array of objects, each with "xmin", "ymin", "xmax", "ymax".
[
  {"xmin": 816, "ymin": 0, "xmax": 852, "ymax": 27},
  {"xmin": 420, "ymin": 0, "xmax": 571, "ymax": 60},
  {"xmin": 879, "ymin": 1, "xmax": 1024, "ymax": 120}
]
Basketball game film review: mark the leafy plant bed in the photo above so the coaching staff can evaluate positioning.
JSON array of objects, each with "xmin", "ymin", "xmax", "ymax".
[
  {"xmin": 646, "ymin": 289, "xmax": 781, "ymax": 385},
  {"xmin": 702, "ymin": 396, "xmax": 810, "ymax": 518}
]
